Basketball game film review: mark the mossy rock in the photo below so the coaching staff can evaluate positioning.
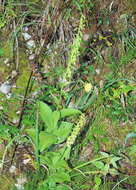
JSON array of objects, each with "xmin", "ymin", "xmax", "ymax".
[{"xmin": 0, "ymin": 51, "xmax": 31, "ymax": 121}]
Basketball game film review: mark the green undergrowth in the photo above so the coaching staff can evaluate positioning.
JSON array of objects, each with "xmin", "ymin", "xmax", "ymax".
[{"xmin": 0, "ymin": 0, "xmax": 136, "ymax": 189}]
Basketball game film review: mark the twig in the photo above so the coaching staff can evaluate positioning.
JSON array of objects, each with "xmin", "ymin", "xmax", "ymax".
[
  {"xmin": 17, "ymin": 70, "xmax": 33, "ymax": 129},
  {"xmin": 10, "ymin": 71, "xmax": 33, "ymax": 166}
]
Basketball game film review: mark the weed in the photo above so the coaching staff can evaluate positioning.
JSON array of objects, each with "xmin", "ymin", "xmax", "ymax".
[
  {"xmin": 26, "ymin": 101, "xmax": 83, "ymax": 188},
  {"xmin": 66, "ymin": 113, "xmax": 86, "ymax": 148},
  {"xmin": 63, "ymin": 14, "xmax": 85, "ymax": 84}
]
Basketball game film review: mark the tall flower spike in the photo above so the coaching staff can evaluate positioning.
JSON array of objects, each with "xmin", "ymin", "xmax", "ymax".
[
  {"xmin": 66, "ymin": 114, "xmax": 86, "ymax": 148},
  {"xmin": 63, "ymin": 14, "xmax": 85, "ymax": 83}
]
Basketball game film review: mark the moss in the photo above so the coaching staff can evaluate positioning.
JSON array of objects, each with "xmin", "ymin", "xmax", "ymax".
[
  {"xmin": 0, "ymin": 51, "xmax": 31, "ymax": 121},
  {"xmin": 0, "ymin": 39, "xmax": 13, "ymax": 81},
  {"xmin": 9, "ymin": 52, "xmax": 31, "ymax": 120},
  {"xmin": 3, "ymin": 40, "xmax": 13, "ymax": 59}
]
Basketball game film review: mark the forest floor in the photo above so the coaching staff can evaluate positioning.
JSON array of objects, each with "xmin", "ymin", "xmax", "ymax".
[{"xmin": 0, "ymin": 0, "xmax": 136, "ymax": 189}]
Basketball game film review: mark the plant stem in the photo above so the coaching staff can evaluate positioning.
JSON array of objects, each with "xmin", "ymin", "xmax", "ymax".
[{"xmin": 35, "ymin": 108, "xmax": 40, "ymax": 169}]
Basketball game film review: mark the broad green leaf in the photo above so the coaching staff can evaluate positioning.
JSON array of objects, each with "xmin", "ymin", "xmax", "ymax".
[
  {"xmin": 109, "ymin": 168, "xmax": 119, "ymax": 175},
  {"xmin": 52, "ymin": 111, "xmax": 60, "ymax": 128},
  {"xmin": 103, "ymin": 164, "xmax": 109, "ymax": 174},
  {"xmin": 41, "ymin": 151, "xmax": 69, "ymax": 170},
  {"xmin": 55, "ymin": 122, "xmax": 73, "ymax": 143},
  {"xmin": 50, "ymin": 153, "xmax": 69, "ymax": 169},
  {"xmin": 40, "ymin": 152, "xmax": 55, "ymax": 167},
  {"xmin": 51, "ymin": 171, "xmax": 70, "ymax": 183},
  {"xmin": 60, "ymin": 108, "xmax": 81, "ymax": 118},
  {"xmin": 100, "ymin": 151, "xmax": 109, "ymax": 157},
  {"xmin": 94, "ymin": 176, "xmax": 102, "ymax": 190},
  {"xmin": 26, "ymin": 128, "xmax": 36, "ymax": 142},
  {"xmin": 39, "ymin": 131, "xmax": 57, "ymax": 151},
  {"xmin": 0, "ymin": 48, "xmax": 4, "ymax": 56},
  {"xmin": 94, "ymin": 176, "xmax": 101, "ymax": 186},
  {"xmin": 54, "ymin": 159, "xmax": 69, "ymax": 170},
  {"xmin": 38, "ymin": 101, "xmax": 53, "ymax": 129},
  {"xmin": 58, "ymin": 146, "xmax": 71, "ymax": 160},
  {"xmin": 93, "ymin": 161, "xmax": 104, "ymax": 169},
  {"xmin": 26, "ymin": 129, "xmax": 57, "ymax": 151},
  {"xmin": 110, "ymin": 156, "xmax": 121, "ymax": 169}
]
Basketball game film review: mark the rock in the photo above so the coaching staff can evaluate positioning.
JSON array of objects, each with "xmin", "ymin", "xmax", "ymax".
[
  {"xmin": 22, "ymin": 32, "xmax": 31, "ymax": 41},
  {"xmin": 11, "ymin": 70, "xmax": 18, "ymax": 78},
  {"xmin": 4, "ymin": 58, "xmax": 9, "ymax": 64},
  {"xmin": 26, "ymin": 40, "xmax": 35, "ymax": 49},
  {"xmin": 23, "ymin": 26, "xmax": 29, "ymax": 32},
  {"xmin": 29, "ymin": 54, "xmax": 35, "ymax": 60},
  {"xmin": 23, "ymin": 158, "xmax": 31, "ymax": 165},
  {"xmin": 0, "ymin": 106, "xmax": 3, "ymax": 110},
  {"xmin": 15, "ymin": 184, "xmax": 24, "ymax": 190},
  {"xmin": 0, "ymin": 82, "xmax": 11, "ymax": 94},
  {"xmin": 95, "ymin": 69, "xmax": 101, "ymax": 74},
  {"xmin": 9, "ymin": 165, "xmax": 17, "ymax": 174},
  {"xmin": 6, "ymin": 92, "xmax": 12, "ymax": 99},
  {"xmin": 12, "ymin": 118, "xmax": 19, "ymax": 124},
  {"xmin": 15, "ymin": 176, "xmax": 27, "ymax": 190},
  {"xmin": 83, "ymin": 33, "xmax": 90, "ymax": 41}
]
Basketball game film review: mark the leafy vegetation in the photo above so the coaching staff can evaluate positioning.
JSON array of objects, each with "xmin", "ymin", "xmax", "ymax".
[{"xmin": 0, "ymin": 0, "xmax": 136, "ymax": 189}]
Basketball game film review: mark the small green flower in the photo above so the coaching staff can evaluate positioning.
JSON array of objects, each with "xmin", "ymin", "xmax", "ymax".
[
  {"xmin": 63, "ymin": 14, "xmax": 85, "ymax": 83},
  {"xmin": 66, "ymin": 114, "xmax": 86, "ymax": 147}
]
